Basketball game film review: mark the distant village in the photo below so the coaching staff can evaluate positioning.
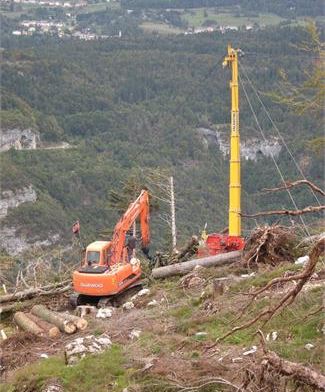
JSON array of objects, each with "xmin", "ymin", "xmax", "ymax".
[
  {"xmin": 185, "ymin": 24, "xmax": 255, "ymax": 35},
  {"xmin": 12, "ymin": 19, "xmax": 122, "ymax": 40},
  {"xmin": 2, "ymin": 0, "xmax": 259, "ymax": 40}
]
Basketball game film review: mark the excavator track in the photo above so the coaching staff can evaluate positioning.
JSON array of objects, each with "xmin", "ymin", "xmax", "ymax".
[{"xmin": 69, "ymin": 280, "xmax": 144, "ymax": 309}]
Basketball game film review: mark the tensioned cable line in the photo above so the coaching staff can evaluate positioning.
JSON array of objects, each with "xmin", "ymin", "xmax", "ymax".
[
  {"xmin": 239, "ymin": 73, "xmax": 310, "ymax": 236},
  {"xmin": 239, "ymin": 60, "xmax": 322, "ymax": 207}
]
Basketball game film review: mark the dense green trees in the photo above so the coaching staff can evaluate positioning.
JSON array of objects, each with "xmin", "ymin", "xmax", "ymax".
[{"xmin": 0, "ymin": 23, "xmax": 323, "ymax": 250}]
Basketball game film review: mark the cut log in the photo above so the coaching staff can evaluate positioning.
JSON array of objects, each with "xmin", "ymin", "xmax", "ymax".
[
  {"xmin": 0, "ymin": 303, "xmax": 19, "ymax": 315},
  {"xmin": 0, "ymin": 280, "xmax": 71, "ymax": 304},
  {"xmin": 61, "ymin": 313, "xmax": 88, "ymax": 331},
  {"xmin": 152, "ymin": 251, "xmax": 242, "ymax": 279},
  {"xmin": 31, "ymin": 305, "xmax": 76, "ymax": 334},
  {"xmin": 14, "ymin": 311, "xmax": 44, "ymax": 336},
  {"xmin": 26, "ymin": 313, "xmax": 60, "ymax": 338}
]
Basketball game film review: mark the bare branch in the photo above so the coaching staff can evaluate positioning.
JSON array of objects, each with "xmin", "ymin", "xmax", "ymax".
[
  {"xmin": 242, "ymin": 205, "xmax": 325, "ymax": 218},
  {"xmin": 263, "ymin": 179, "xmax": 325, "ymax": 196}
]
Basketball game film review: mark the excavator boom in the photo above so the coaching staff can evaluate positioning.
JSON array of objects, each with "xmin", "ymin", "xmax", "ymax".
[{"xmin": 110, "ymin": 190, "xmax": 150, "ymax": 264}]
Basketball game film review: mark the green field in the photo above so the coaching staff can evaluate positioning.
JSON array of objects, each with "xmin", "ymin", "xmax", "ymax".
[
  {"xmin": 182, "ymin": 8, "xmax": 285, "ymax": 28},
  {"xmin": 77, "ymin": 1, "xmax": 120, "ymax": 15},
  {"xmin": 140, "ymin": 21, "xmax": 183, "ymax": 35}
]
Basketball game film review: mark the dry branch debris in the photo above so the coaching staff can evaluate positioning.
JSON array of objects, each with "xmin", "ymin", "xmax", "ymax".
[
  {"xmin": 0, "ymin": 280, "xmax": 71, "ymax": 304},
  {"xmin": 244, "ymin": 225, "xmax": 295, "ymax": 267},
  {"xmin": 216, "ymin": 236, "xmax": 324, "ymax": 342}
]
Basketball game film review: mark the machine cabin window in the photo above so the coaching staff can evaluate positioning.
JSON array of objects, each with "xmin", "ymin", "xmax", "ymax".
[{"xmin": 86, "ymin": 251, "xmax": 100, "ymax": 265}]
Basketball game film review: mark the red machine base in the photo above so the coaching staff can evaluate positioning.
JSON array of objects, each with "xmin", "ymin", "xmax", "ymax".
[{"xmin": 198, "ymin": 233, "xmax": 245, "ymax": 257}]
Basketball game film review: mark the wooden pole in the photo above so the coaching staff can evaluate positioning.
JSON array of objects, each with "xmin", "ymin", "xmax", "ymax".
[
  {"xmin": 152, "ymin": 250, "xmax": 242, "ymax": 279},
  {"xmin": 170, "ymin": 176, "xmax": 177, "ymax": 250}
]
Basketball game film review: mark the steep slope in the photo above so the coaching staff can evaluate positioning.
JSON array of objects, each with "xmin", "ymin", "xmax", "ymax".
[{"xmin": 0, "ymin": 26, "xmax": 323, "ymax": 256}]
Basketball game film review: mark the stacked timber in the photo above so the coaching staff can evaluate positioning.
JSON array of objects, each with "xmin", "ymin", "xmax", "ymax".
[
  {"xmin": 31, "ymin": 305, "xmax": 76, "ymax": 334},
  {"xmin": 13, "ymin": 305, "xmax": 88, "ymax": 337}
]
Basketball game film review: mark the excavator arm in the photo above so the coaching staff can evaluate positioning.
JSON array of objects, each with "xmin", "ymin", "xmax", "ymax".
[{"xmin": 109, "ymin": 190, "xmax": 150, "ymax": 265}]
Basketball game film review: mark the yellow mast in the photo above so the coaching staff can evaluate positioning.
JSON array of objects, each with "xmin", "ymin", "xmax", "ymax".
[{"xmin": 223, "ymin": 44, "xmax": 241, "ymax": 237}]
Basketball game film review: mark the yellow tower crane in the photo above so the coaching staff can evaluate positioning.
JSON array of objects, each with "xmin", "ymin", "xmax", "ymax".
[
  {"xmin": 223, "ymin": 44, "xmax": 241, "ymax": 237},
  {"xmin": 198, "ymin": 44, "xmax": 245, "ymax": 256}
]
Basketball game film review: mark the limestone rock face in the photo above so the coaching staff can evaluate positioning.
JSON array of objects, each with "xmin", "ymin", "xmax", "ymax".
[
  {"xmin": 0, "ymin": 185, "xmax": 62, "ymax": 255},
  {"xmin": 0, "ymin": 185, "xmax": 37, "ymax": 219},
  {"xmin": 0, "ymin": 129, "xmax": 40, "ymax": 152},
  {"xmin": 197, "ymin": 127, "xmax": 282, "ymax": 161}
]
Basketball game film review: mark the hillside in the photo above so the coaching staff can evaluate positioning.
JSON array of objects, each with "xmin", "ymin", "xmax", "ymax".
[{"xmin": 0, "ymin": 23, "xmax": 324, "ymax": 261}]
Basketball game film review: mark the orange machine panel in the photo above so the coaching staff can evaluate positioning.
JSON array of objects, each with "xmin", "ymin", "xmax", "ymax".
[{"xmin": 73, "ymin": 262, "xmax": 141, "ymax": 296}]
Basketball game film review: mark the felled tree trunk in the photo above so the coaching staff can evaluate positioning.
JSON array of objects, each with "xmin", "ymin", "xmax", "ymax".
[
  {"xmin": 26, "ymin": 313, "xmax": 60, "ymax": 338},
  {"xmin": 0, "ymin": 280, "xmax": 71, "ymax": 304},
  {"xmin": 152, "ymin": 250, "xmax": 242, "ymax": 279},
  {"xmin": 14, "ymin": 311, "xmax": 44, "ymax": 336},
  {"xmin": 61, "ymin": 313, "xmax": 88, "ymax": 331},
  {"xmin": 264, "ymin": 350, "xmax": 325, "ymax": 391},
  {"xmin": 31, "ymin": 305, "xmax": 76, "ymax": 334}
]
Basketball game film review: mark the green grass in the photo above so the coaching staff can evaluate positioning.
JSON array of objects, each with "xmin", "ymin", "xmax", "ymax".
[
  {"xmin": 140, "ymin": 22, "xmax": 184, "ymax": 35},
  {"xmin": 77, "ymin": 1, "xmax": 120, "ymax": 14},
  {"xmin": 229, "ymin": 263, "xmax": 302, "ymax": 293},
  {"xmin": 4, "ymin": 345, "xmax": 131, "ymax": 392},
  {"xmin": 182, "ymin": 8, "xmax": 285, "ymax": 28}
]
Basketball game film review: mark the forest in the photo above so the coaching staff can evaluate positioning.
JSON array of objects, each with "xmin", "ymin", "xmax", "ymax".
[{"xmin": 0, "ymin": 20, "xmax": 324, "ymax": 252}]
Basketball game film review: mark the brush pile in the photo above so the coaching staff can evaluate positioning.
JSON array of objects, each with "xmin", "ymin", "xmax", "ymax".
[{"xmin": 244, "ymin": 225, "xmax": 296, "ymax": 268}]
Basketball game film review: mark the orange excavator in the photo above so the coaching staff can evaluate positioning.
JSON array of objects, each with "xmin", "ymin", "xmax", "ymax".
[{"xmin": 70, "ymin": 190, "xmax": 150, "ymax": 307}]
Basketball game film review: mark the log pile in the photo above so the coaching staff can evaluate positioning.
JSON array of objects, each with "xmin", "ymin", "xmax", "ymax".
[{"xmin": 13, "ymin": 305, "xmax": 88, "ymax": 337}]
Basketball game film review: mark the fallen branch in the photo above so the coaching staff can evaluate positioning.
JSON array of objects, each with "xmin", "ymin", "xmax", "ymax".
[
  {"xmin": 0, "ymin": 280, "xmax": 71, "ymax": 304},
  {"xmin": 215, "ymin": 237, "xmax": 324, "ymax": 342},
  {"xmin": 263, "ymin": 350, "xmax": 325, "ymax": 391},
  {"xmin": 263, "ymin": 179, "xmax": 325, "ymax": 197},
  {"xmin": 242, "ymin": 205, "xmax": 325, "ymax": 218},
  {"xmin": 256, "ymin": 330, "xmax": 325, "ymax": 391},
  {"xmin": 152, "ymin": 250, "xmax": 242, "ymax": 279}
]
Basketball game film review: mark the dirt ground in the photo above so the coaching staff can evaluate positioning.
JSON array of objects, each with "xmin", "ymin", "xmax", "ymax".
[{"xmin": 1, "ymin": 262, "xmax": 324, "ymax": 391}]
